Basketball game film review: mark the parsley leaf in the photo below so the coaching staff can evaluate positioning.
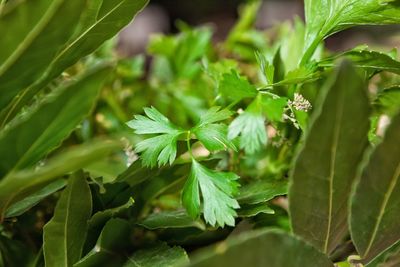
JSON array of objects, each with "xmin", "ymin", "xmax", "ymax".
[
  {"xmin": 194, "ymin": 124, "xmax": 236, "ymax": 152},
  {"xmin": 182, "ymin": 159, "xmax": 240, "ymax": 227},
  {"xmin": 192, "ymin": 107, "xmax": 236, "ymax": 152},
  {"xmin": 261, "ymin": 95, "xmax": 288, "ymax": 122},
  {"xmin": 228, "ymin": 101, "xmax": 267, "ymax": 154},
  {"xmin": 196, "ymin": 107, "xmax": 232, "ymax": 127},
  {"xmin": 218, "ymin": 70, "xmax": 258, "ymax": 102},
  {"xmin": 127, "ymin": 107, "xmax": 184, "ymax": 167}
]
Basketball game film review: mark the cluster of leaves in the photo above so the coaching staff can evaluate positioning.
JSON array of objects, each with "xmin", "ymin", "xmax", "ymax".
[{"xmin": 0, "ymin": 0, "xmax": 400, "ymax": 266}]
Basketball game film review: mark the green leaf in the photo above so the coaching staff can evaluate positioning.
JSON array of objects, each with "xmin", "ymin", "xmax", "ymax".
[
  {"xmin": 75, "ymin": 218, "xmax": 131, "ymax": 267},
  {"xmin": 350, "ymin": 111, "xmax": 400, "ymax": 264},
  {"xmin": 0, "ymin": 0, "xmax": 86, "ymax": 110},
  {"xmin": 319, "ymin": 48, "xmax": 400, "ymax": 75},
  {"xmin": 261, "ymin": 96, "xmax": 288, "ymax": 122},
  {"xmin": 182, "ymin": 159, "xmax": 240, "ymax": 227},
  {"xmin": 237, "ymin": 179, "xmax": 288, "ymax": 205},
  {"xmin": 255, "ymin": 51, "xmax": 274, "ymax": 84},
  {"xmin": 127, "ymin": 107, "xmax": 182, "ymax": 135},
  {"xmin": 88, "ymin": 198, "xmax": 134, "ymax": 228},
  {"xmin": 43, "ymin": 0, "xmax": 149, "ymax": 86},
  {"xmin": 4, "ymin": 179, "xmax": 66, "ymax": 218},
  {"xmin": 218, "ymin": 70, "xmax": 258, "ymax": 102},
  {"xmin": 43, "ymin": 172, "xmax": 92, "ymax": 267},
  {"xmin": 237, "ymin": 203, "xmax": 275, "ymax": 218},
  {"xmin": 124, "ymin": 243, "xmax": 189, "ymax": 267},
  {"xmin": 280, "ymin": 18, "xmax": 308, "ymax": 72},
  {"xmin": 0, "ymin": 65, "xmax": 111, "ymax": 177},
  {"xmin": 116, "ymin": 161, "xmax": 158, "ymax": 187},
  {"xmin": 193, "ymin": 107, "xmax": 236, "ymax": 152},
  {"xmin": 302, "ymin": 0, "xmax": 400, "ymax": 64},
  {"xmin": 228, "ymin": 100, "xmax": 267, "ymax": 154},
  {"xmin": 0, "ymin": 139, "xmax": 121, "ymax": 220},
  {"xmin": 366, "ymin": 240, "xmax": 400, "ymax": 267},
  {"xmin": 194, "ymin": 124, "xmax": 236, "ymax": 152},
  {"xmin": 195, "ymin": 107, "xmax": 232, "ymax": 127},
  {"xmin": 127, "ymin": 107, "xmax": 184, "ymax": 167},
  {"xmin": 188, "ymin": 229, "xmax": 334, "ymax": 267},
  {"xmin": 139, "ymin": 210, "xmax": 206, "ymax": 230},
  {"xmin": 374, "ymin": 86, "xmax": 400, "ymax": 116},
  {"xmin": 0, "ymin": 0, "xmax": 149, "ymax": 125},
  {"xmin": 289, "ymin": 61, "xmax": 371, "ymax": 255}
]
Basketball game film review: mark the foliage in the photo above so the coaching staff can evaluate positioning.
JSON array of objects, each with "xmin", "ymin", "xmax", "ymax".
[{"xmin": 0, "ymin": 0, "xmax": 400, "ymax": 266}]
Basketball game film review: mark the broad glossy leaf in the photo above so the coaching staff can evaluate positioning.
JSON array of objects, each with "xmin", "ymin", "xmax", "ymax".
[
  {"xmin": 0, "ymin": 0, "xmax": 85, "ymax": 110},
  {"xmin": 0, "ymin": 65, "xmax": 111, "ymax": 177},
  {"xmin": 43, "ymin": 172, "xmax": 92, "ymax": 266},
  {"xmin": 188, "ymin": 229, "xmax": 333, "ymax": 267},
  {"xmin": 350, "ymin": 112, "xmax": 400, "ymax": 264},
  {"xmin": 75, "ymin": 218, "xmax": 131, "ymax": 267},
  {"xmin": 302, "ymin": 0, "xmax": 400, "ymax": 63},
  {"xmin": 0, "ymin": 139, "xmax": 121, "ymax": 220},
  {"xmin": 4, "ymin": 179, "xmax": 66, "ymax": 218},
  {"xmin": 124, "ymin": 243, "xmax": 189, "ymax": 267},
  {"xmin": 289, "ymin": 61, "xmax": 371, "ymax": 254},
  {"xmin": 237, "ymin": 179, "xmax": 288, "ymax": 205},
  {"xmin": 139, "ymin": 210, "xmax": 206, "ymax": 230},
  {"xmin": 319, "ymin": 48, "xmax": 400, "ymax": 75},
  {"xmin": 42, "ymin": 0, "xmax": 149, "ymax": 87},
  {"xmin": 0, "ymin": 0, "xmax": 149, "ymax": 125}
]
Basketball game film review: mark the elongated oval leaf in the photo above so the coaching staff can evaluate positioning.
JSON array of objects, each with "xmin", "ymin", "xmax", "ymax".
[
  {"xmin": 124, "ymin": 243, "xmax": 189, "ymax": 267},
  {"xmin": 139, "ymin": 210, "xmax": 206, "ymax": 230},
  {"xmin": 188, "ymin": 229, "xmax": 333, "ymax": 267},
  {"xmin": 75, "ymin": 218, "xmax": 131, "ymax": 267},
  {"xmin": 289, "ymin": 61, "xmax": 371, "ymax": 254},
  {"xmin": 42, "ymin": 0, "xmax": 148, "ymax": 88},
  {"xmin": 0, "ymin": 65, "xmax": 111, "ymax": 177},
  {"xmin": 350, "ymin": 112, "xmax": 400, "ymax": 264},
  {"xmin": 0, "ymin": 0, "xmax": 149, "ymax": 126},
  {"xmin": 0, "ymin": 139, "xmax": 121, "ymax": 221},
  {"xmin": 4, "ymin": 179, "xmax": 67, "ymax": 218},
  {"xmin": 237, "ymin": 179, "xmax": 288, "ymax": 205},
  {"xmin": 0, "ymin": 0, "xmax": 86, "ymax": 110},
  {"xmin": 43, "ymin": 171, "xmax": 92, "ymax": 266}
]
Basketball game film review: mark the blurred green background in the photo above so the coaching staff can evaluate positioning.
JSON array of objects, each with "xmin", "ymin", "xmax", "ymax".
[{"xmin": 118, "ymin": 0, "xmax": 399, "ymax": 56}]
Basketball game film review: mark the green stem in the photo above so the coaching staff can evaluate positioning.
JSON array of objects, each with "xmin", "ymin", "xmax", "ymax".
[
  {"xmin": 186, "ymin": 130, "xmax": 193, "ymax": 157},
  {"xmin": 300, "ymin": 35, "xmax": 323, "ymax": 66}
]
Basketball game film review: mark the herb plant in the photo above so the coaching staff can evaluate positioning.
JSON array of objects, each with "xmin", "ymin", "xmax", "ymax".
[{"xmin": 0, "ymin": 0, "xmax": 400, "ymax": 266}]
